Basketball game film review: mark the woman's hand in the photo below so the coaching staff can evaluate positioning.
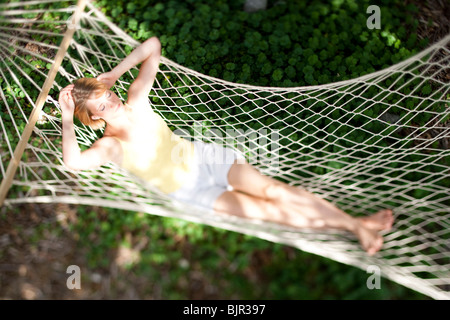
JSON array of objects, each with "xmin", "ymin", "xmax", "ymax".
[
  {"xmin": 97, "ymin": 71, "xmax": 117, "ymax": 89},
  {"xmin": 59, "ymin": 84, "xmax": 75, "ymax": 117}
]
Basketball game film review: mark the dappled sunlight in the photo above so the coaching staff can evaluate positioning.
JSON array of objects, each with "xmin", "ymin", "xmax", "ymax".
[
  {"xmin": 115, "ymin": 246, "xmax": 141, "ymax": 269},
  {"xmin": 114, "ymin": 233, "xmax": 148, "ymax": 270},
  {"xmin": 20, "ymin": 282, "xmax": 42, "ymax": 300}
]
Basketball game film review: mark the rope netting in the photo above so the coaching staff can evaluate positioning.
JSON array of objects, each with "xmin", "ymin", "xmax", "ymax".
[{"xmin": 0, "ymin": 1, "xmax": 448, "ymax": 299}]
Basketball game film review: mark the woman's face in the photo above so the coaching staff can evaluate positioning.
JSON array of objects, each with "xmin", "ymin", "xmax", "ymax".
[{"xmin": 85, "ymin": 89, "xmax": 124, "ymax": 121}]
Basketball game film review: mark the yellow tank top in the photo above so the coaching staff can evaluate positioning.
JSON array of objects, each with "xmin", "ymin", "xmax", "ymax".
[{"xmin": 115, "ymin": 104, "xmax": 195, "ymax": 194}]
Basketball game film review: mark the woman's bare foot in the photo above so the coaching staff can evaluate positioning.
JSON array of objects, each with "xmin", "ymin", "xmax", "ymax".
[
  {"xmin": 354, "ymin": 225, "xmax": 384, "ymax": 256},
  {"xmin": 358, "ymin": 209, "xmax": 394, "ymax": 231}
]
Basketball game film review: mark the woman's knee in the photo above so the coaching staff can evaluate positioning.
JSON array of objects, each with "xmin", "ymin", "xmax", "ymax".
[{"xmin": 262, "ymin": 181, "xmax": 286, "ymax": 201}]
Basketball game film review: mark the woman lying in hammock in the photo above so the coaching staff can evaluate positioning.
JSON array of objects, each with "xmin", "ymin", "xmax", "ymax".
[{"xmin": 59, "ymin": 37, "xmax": 394, "ymax": 256}]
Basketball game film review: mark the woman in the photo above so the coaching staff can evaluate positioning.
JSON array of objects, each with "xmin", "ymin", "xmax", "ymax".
[{"xmin": 59, "ymin": 37, "xmax": 394, "ymax": 256}]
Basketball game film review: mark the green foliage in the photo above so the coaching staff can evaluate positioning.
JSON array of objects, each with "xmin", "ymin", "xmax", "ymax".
[
  {"xmin": 64, "ymin": 206, "xmax": 426, "ymax": 299},
  {"xmin": 94, "ymin": 0, "xmax": 423, "ymax": 88}
]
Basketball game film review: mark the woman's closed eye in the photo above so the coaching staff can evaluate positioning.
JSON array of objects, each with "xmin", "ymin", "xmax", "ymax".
[{"xmin": 99, "ymin": 92, "xmax": 111, "ymax": 111}]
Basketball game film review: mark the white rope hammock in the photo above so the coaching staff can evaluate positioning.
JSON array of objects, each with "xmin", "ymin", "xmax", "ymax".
[{"xmin": 0, "ymin": 0, "xmax": 449, "ymax": 299}]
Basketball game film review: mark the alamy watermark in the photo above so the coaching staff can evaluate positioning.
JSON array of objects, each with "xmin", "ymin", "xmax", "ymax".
[
  {"xmin": 66, "ymin": 265, "xmax": 81, "ymax": 290},
  {"xmin": 366, "ymin": 265, "xmax": 381, "ymax": 290},
  {"xmin": 366, "ymin": 5, "xmax": 381, "ymax": 30}
]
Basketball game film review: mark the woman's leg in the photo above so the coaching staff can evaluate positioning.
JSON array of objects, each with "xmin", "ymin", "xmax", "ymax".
[
  {"xmin": 215, "ymin": 160, "xmax": 394, "ymax": 255},
  {"xmin": 226, "ymin": 160, "xmax": 393, "ymax": 230}
]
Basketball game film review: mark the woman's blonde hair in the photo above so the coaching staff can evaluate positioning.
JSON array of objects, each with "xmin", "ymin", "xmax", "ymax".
[{"xmin": 72, "ymin": 77, "xmax": 108, "ymax": 130}]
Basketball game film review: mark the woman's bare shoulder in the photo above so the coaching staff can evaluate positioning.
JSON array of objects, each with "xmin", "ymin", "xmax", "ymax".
[
  {"xmin": 88, "ymin": 136, "xmax": 121, "ymax": 153},
  {"xmin": 91, "ymin": 135, "xmax": 123, "ymax": 165},
  {"xmin": 125, "ymin": 96, "xmax": 152, "ymax": 110}
]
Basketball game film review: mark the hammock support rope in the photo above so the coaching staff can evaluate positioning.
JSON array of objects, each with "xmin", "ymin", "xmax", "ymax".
[{"xmin": 0, "ymin": 0, "xmax": 87, "ymax": 205}]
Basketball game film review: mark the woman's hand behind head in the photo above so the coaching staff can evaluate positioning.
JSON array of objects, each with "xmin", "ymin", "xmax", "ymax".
[
  {"xmin": 59, "ymin": 84, "xmax": 75, "ymax": 116},
  {"xmin": 97, "ymin": 72, "xmax": 117, "ymax": 89}
]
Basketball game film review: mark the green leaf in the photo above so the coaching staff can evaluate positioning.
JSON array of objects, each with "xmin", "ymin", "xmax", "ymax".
[
  {"xmin": 126, "ymin": 3, "xmax": 136, "ymax": 14},
  {"xmin": 128, "ymin": 18, "xmax": 138, "ymax": 30},
  {"xmin": 225, "ymin": 63, "xmax": 236, "ymax": 71},
  {"xmin": 421, "ymin": 85, "xmax": 432, "ymax": 95},
  {"xmin": 272, "ymin": 69, "xmax": 283, "ymax": 81}
]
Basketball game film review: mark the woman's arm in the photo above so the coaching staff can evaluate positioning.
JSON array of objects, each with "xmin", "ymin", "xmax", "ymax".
[
  {"xmin": 97, "ymin": 37, "xmax": 161, "ymax": 105},
  {"xmin": 60, "ymin": 85, "xmax": 118, "ymax": 171},
  {"xmin": 60, "ymin": 84, "xmax": 81, "ymax": 169}
]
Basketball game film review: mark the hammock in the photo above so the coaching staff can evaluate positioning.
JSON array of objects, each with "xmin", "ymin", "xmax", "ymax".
[{"xmin": 0, "ymin": 0, "xmax": 449, "ymax": 299}]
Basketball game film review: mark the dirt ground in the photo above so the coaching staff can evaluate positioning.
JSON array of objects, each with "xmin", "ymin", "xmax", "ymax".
[
  {"xmin": 1, "ymin": 202, "xmax": 248, "ymax": 299},
  {"xmin": 0, "ymin": 203, "xmax": 142, "ymax": 299}
]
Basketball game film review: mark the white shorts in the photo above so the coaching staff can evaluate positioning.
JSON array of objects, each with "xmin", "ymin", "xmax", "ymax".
[{"xmin": 167, "ymin": 140, "xmax": 245, "ymax": 212}]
